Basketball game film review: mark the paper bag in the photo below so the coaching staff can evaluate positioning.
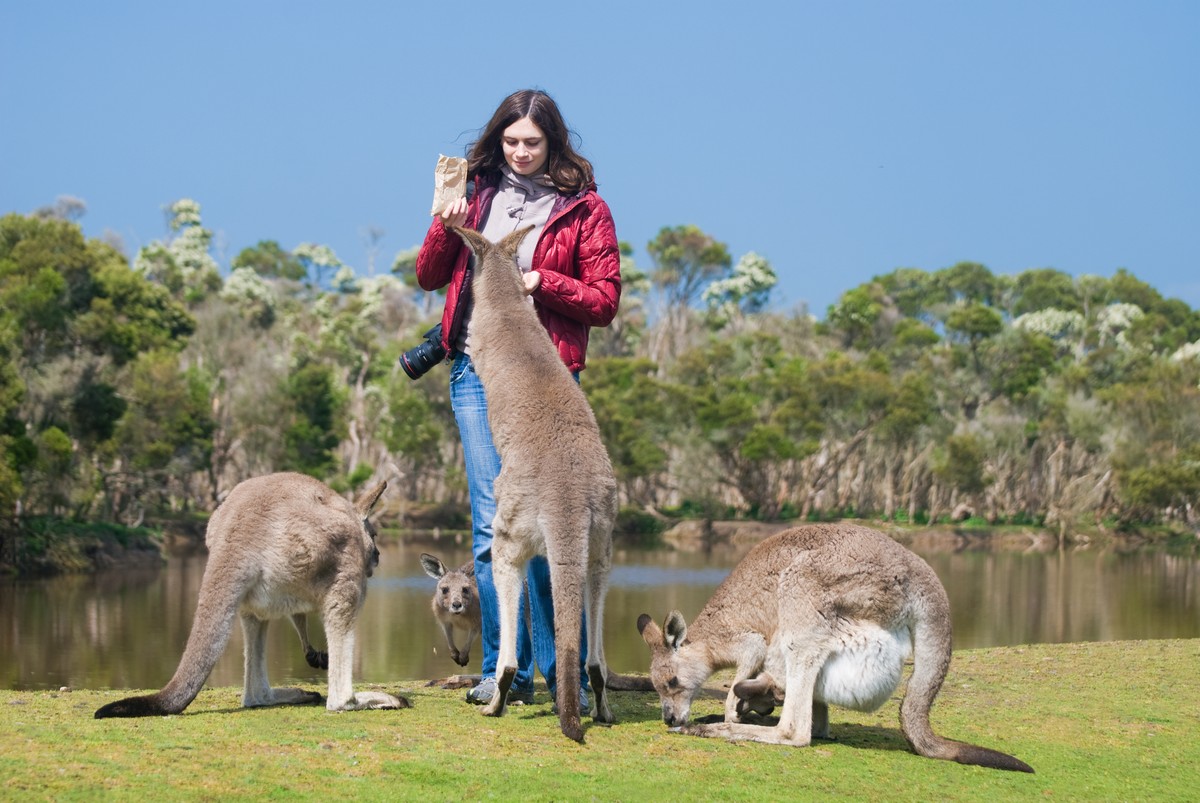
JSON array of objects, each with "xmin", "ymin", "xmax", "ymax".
[{"xmin": 430, "ymin": 154, "xmax": 468, "ymax": 215}]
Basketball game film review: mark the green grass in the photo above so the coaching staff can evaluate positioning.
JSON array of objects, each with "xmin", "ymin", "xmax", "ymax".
[{"xmin": 3, "ymin": 640, "xmax": 1198, "ymax": 801}]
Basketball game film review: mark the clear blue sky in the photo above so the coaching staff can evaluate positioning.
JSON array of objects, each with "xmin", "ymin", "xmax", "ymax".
[{"xmin": 3, "ymin": 1, "xmax": 1198, "ymax": 318}]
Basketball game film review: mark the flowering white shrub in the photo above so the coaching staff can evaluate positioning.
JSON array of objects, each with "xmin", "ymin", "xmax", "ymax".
[
  {"xmin": 1171, "ymin": 340, "xmax": 1200, "ymax": 362},
  {"xmin": 702, "ymin": 251, "xmax": 777, "ymax": 327},
  {"xmin": 133, "ymin": 198, "xmax": 220, "ymax": 299},
  {"xmin": 1012, "ymin": 308, "xmax": 1085, "ymax": 340},
  {"xmin": 1096, "ymin": 303, "xmax": 1144, "ymax": 349},
  {"xmin": 220, "ymin": 267, "xmax": 276, "ymax": 326}
]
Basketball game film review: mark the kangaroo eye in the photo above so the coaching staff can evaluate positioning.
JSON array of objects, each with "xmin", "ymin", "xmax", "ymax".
[{"xmin": 440, "ymin": 587, "xmax": 449, "ymax": 595}]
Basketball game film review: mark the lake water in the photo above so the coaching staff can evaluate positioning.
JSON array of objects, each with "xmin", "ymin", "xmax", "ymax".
[{"xmin": 2, "ymin": 533, "xmax": 1198, "ymax": 692}]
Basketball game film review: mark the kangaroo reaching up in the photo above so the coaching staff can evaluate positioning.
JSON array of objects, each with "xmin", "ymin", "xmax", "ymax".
[
  {"xmin": 421, "ymin": 553, "xmax": 481, "ymax": 667},
  {"xmin": 448, "ymin": 225, "xmax": 619, "ymax": 743},
  {"xmin": 95, "ymin": 473, "xmax": 405, "ymax": 719},
  {"xmin": 637, "ymin": 523, "xmax": 1034, "ymax": 772}
]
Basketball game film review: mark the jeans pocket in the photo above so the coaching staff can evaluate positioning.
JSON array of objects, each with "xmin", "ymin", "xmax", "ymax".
[{"xmin": 449, "ymin": 354, "xmax": 472, "ymax": 385}]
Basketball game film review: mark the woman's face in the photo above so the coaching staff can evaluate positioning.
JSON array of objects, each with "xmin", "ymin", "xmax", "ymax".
[{"xmin": 502, "ymin": 117, "xmax": 549, "ymax": 176}]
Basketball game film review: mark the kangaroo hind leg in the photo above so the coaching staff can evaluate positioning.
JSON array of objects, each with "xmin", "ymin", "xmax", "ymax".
[
  {"xmin": 585, "ymin": 526, "xmax": 615, "ymax": 724},
  {"xmin": 322, "ymin": 593, "xmax": 402, "ymax": 711},
  {"xmin": 241, "ymin": 614, "xmax": 322, "ymax": 708}
]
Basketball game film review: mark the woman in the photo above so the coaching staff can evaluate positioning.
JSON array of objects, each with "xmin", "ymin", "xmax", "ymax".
[{"xmin": 415, "ymin": 89, "xmax": 621, "ymax": 711}]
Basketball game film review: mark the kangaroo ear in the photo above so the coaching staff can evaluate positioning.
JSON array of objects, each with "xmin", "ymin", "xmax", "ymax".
[
  {"xmin": 637, "ymin": 614, "xmax": 662, "ymax": 649},
  {"xmin": 500, "ymin": 224, "xmax": 535, "ymax": 258},
  {"xmin": 420, "ymin": 553, "xmax": 445, "ymax": 580},
  {"xmin": 448, "ymin": 225, "xmax": 490, "ymax": 258},
  {"xmin": 664, "ymin": 610, "xmax": 688, "ymax": 651},
  {"xmin": 356, "ymin": 480, "xmax": 387, "ymax": 517},
  {"xmin": 460, "ymin": 561, "xmax": 476, "ymax": 578}
]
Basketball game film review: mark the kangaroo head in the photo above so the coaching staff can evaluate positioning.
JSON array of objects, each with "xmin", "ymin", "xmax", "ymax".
[
  {"xmin": 354, "ymin": 480, "xmax": 388, "ymax": 577},
  {"xmin": 638, "ymin": 611, "xmax": 709, "ymax": 727},
  {"xmin": 447, "ymin": 225, "xmax": 534, "ymax": 285},
  {"xmin": 421, "ymin": 553, "xmax": 477, "ymax": 616}
]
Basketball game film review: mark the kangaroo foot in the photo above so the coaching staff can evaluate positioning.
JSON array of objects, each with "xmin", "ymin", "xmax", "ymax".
[
  {"xmin": 337, "ymin": 691, "xmax": 408, "ymax": 711},
  {"xmin": 481, "ymin": 666, "xmax": 516, "ymax": 717}
]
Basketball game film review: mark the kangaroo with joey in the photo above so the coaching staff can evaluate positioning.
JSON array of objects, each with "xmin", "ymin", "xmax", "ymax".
[
  {"xmin": 448, "ymin": 225, "xmax": 618, "ymax": 743},
  {"xmin": 95, "ymin": 472, "xmax": 405, "ymax": 718},
  {"xmin": 637, "ymin": 523, "xmax": 1034, "ymax": 772},
  {"xmin": 421, "ymin": 552, "xmax": 481, "ymax": 667}
]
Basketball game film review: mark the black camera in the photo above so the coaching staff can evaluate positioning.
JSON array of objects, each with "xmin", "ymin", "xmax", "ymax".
[{"xmin": 400, "ymin": 324, "xmax": 447, "ymax": 380}]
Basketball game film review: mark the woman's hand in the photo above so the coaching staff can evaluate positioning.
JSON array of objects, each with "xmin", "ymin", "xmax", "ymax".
[
  {"xmin": 523, "ymin": 270, "xmax": 542, "ymax": 295},
  {"xmin": 437, "ymin": 197, "xmax": 469, "ymax": 229}
]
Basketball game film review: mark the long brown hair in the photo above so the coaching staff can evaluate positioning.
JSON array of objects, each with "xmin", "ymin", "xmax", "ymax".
[{"xmin": 466, "ymin": 89, "xmax": 594, "ymax": 194}]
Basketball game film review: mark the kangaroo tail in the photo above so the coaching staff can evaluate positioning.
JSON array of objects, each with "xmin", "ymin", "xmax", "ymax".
[
  {"xmin": 95, "ymin": 563, "xmax": 242, "ymax": 719},
  {"xmin": 900, "ymin": 590, "xmax": 1035, "ymax": 773},
  {"xmin": 545, "ymin": 525, "xmax": 586, "ymax": 742}
]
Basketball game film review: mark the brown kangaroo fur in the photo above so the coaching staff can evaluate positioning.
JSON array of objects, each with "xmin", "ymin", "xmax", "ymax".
[
  {"xmin": 95, "ymin": 473, "xmax": 404, "ymax": 718},
  {"xmin": 637, "ymin": 523, "xmax": 1034, "ymax": 772},
  {"xmin": 420, "ymin": 553, "xmax": 481, "ymax": 667},
  {"xmin": 449, "ymin": 225, "xmax": 618, "ymax": 742}
]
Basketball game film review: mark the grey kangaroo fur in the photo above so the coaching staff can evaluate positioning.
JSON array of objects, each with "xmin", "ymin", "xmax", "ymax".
[
  {"xmin": 420, "ymin": 553, "xmax": 481, "ymax": 667},
  {"xmin": 95, "ymin": 472, "xmax": 404, "ymax": 718},
  {"xmin": 448, "ymin": 225, "xmax": 618, "ymax": 742},
  {"xmin": 637, "ymin": 523, "xmax": 1034, "ymax": 772}
]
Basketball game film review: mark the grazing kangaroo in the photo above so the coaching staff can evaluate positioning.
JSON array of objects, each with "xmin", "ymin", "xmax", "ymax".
[
  {"xmin": 420, "ymin": 553, "xmax": 481, "ymax": 667},
  {"xmin": 95, "ymin": 473, "xmax": 404, "ymax": 719},
  {"xmin": 637, "ymin": 523, "xmax": 1034, "ymax": 772},
  {"xmin": 449, "ymin": 225, "xmax": 618, "ymax": 743}
]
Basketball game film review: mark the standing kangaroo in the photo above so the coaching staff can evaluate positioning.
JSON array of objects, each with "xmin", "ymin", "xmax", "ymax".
[
  {"xmin": 449, "ymin": 225, "xmax": 618, "ymax": 742},
  {"xmin": 421, "ymin": 552, "xmax": 481, "ymax": 667},
  {"xmin": 637, "ymin": 523, "xmax": 1034, "ymax": 772},
  {"xmin": 95, "ymin": 473, "xmax": 404, "ymax": 718}
]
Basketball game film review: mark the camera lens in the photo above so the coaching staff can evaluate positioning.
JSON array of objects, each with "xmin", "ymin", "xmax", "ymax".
[
  {"xmin": 399, "ymin": 324, "xmax": 446, "ymax": 380},
  {"xmin": 400, "ymin": 341, "xmax": 440, "ymax": 380}
]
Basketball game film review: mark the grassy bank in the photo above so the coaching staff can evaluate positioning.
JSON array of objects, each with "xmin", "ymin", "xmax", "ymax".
[
  {"xmin": 3, "ymin": 640, "xmax": 1197, "ymax": 800},
  {"xmin": 0, "ymin": 516, "xmax": 165, "ymax": 577}
]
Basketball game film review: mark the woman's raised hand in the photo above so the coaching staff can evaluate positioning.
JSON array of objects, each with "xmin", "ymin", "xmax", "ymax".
[{"xmin": 438, "ymin": 197, "xmax": 469, "ymax": 229}]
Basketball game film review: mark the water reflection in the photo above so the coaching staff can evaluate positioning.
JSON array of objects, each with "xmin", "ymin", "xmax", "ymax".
[{"xmin": 2, "ymin": 535, "xmax": 1197, "ymax": 692}]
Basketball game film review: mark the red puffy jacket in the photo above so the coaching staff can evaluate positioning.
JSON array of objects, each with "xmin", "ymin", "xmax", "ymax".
[{"xmin": 415, "ymin": 171, "xmax": 621, "ymax": 373}]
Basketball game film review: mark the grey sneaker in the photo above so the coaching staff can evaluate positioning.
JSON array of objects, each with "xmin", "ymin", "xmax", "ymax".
[
  {"xmin": 466, "ymin": 676, "xmax": 534, "ymax": 705},
  {"xmin": 551, "ymin": 686, "xmax": 591, "ymax": 716}
]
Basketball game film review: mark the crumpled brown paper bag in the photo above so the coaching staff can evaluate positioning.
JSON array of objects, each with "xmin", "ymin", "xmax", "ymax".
[{"xmin": 430, "ymin": 154, "xmax": 468, "ymax": 215}]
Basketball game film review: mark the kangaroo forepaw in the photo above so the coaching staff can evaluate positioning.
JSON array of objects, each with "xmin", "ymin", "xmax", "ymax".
[
  {"xmin": 305, "ymin": 647, "xmax": 329, "ymax": 670},
  {"xmin": 452, "ymin": 651, "xmax": 469, "ymax": 667}
]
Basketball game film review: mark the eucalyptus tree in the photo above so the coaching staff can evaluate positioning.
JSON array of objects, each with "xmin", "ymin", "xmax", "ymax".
[
  {"xmin": 232, "ymin": 239, "xmax": 307, "ymax": 281},
  {"xmin": 670, "ymin": 332, "xmax": 822, "ymax": 519},
  {"xmin": 584, "ymin": 356, "xmax": 672, "ymax": 507},
  {"xmin": 645, "ymin": 225, "xmax": 731, "ymax": 366}
]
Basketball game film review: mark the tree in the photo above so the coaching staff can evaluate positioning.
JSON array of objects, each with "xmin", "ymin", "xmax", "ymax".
[
  {"xmin": 937, "ymin": 261, "xmax": 998, "ymax": 306},
  {"xmin": 646, "ymin": 225, "xmax": 731, "ymax": 365},
  {"xmin": 585, "ymin": 357, "xmax": 672, "ymax": 506},
  {"xmin": 293, "ymin": 243, "xmax": 346, "ymax": 289},
  {"xmin": 232, "ymin": 240, "xmax": 306, "ymax": 281},
  {"xmin": 280, "ymin": 357, "xmax": 345, "ymax": 478},
  {"xmin": 945, "ymin": 302, "xmax": 1003, "ymax": 373}
]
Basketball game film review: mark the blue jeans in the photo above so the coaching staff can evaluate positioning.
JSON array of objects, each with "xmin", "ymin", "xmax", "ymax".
[{"xmin": 449, "ymin": 352, "xmax": 587, "ymax": 697}]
